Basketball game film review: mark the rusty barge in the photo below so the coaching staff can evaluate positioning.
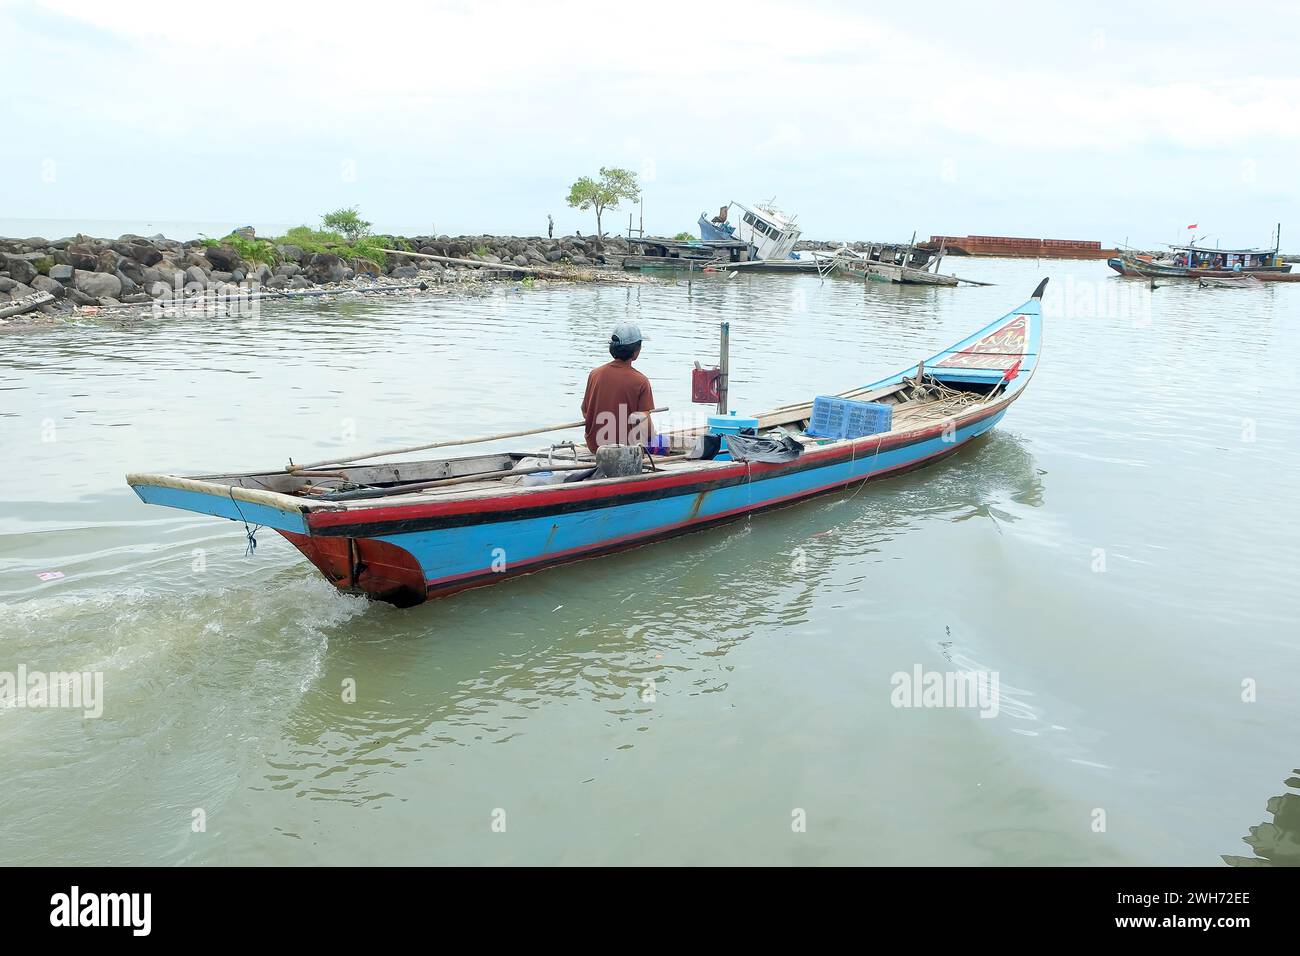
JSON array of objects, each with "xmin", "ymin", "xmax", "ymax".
[{"xmin": 919, "ymin": 235, "xmax": 1117, "ymax": 260}]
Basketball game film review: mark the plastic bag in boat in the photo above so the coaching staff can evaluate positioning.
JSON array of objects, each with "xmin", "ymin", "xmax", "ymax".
[
  {"xmin": 686, "ymin": 433, "xmax": 723, "ymax": 461},
  {"xmin": 503, "ymin": 457, "xmax": 570, "ymax": 487},
  {"xmin": 720, "ymin": 431, "xmax": 804, "ymax": 463}
]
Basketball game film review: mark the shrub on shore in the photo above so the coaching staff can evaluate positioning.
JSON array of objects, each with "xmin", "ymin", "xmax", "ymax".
[
  {"xmin": 201, "ymin": 233, "xmax": 281, "ymax": 266},
  {"xmin": 321, "ymin": 207, "xmax": 371, "ymax": 242},
  {"xmin": 273, "ymin": 226, "xmax": 389, "ymax": 269}
]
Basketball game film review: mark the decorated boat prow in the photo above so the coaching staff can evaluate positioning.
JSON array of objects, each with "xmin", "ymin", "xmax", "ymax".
[{"xmin": 128, "ymin": 281, "xmax": 1046, "ymax": 607}]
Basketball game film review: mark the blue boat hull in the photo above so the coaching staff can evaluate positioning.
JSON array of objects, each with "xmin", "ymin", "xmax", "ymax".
[
  {"xmin": 293, "ymin": 404, "xmax": 1011, "ymax": 603},
  {"xmin": 698, "ymin": 215, "xmax": 736, "ymax": 242}
]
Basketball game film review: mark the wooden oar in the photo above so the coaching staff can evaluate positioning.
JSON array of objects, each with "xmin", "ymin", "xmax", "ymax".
[{"xmin": 295, "ymin": 407, "xmax": 669, "ymax": 471}]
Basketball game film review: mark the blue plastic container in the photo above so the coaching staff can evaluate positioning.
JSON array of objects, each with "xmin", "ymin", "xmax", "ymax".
[
  {"xmin": 806, "ymin": 396, "xmax": 892, "ymax": 440},
  {"xmin": 707, "ymin": 412, "xmax": 760, "ymax": 435},
  {"xmin": 707, "ymin": 411, "xmax": 759, "ymax": 461}
]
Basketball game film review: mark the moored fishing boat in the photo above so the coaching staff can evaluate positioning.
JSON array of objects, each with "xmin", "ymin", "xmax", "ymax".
[
  {"xmin": 127, "ymin": 281, "xmax": 1046, "ymax": 607},
  {"xmin": 1109, "ymin": 225, "xmax": 1291, "ymax": 279}
]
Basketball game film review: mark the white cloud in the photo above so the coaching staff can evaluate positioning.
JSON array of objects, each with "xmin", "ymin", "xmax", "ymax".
[{"xmin": 2, "ymin": 0, "xmax": 1298, "ymax": 242}]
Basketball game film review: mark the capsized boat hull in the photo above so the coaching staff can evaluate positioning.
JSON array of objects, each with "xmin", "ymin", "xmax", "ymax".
[
  {"xmin": 833, "ymin": 257, "xmax": 960, "ymax": 286},
  {"xmin": 128, "ymin": 283, "xmax": 1045, "ymax": 607}
]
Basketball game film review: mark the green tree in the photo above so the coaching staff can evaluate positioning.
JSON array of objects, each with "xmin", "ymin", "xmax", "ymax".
[
  {"xmin": 566, "ymin": 167, "xmax": 640, "ymax": 238},
  {"xmin": 321, "ymin": 206, "xmax": 372, "ymax": 242}
]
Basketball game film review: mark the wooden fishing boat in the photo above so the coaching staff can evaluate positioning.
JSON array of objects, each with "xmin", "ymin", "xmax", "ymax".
[
  {"xmin": 127, "ymin": 281, "xmax": 1046, "ymax": 607},
  {"xmin": 1109, "ymin": 227, "xmax": 1291, "ymax": 279}
]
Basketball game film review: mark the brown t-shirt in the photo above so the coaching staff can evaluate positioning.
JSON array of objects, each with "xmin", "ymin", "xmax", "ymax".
[{"xmin": 581, "ymin": 360, "xmax": 655, "ymax": 452}]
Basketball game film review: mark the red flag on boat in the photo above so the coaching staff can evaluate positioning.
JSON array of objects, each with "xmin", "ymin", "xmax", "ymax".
[
  {"xmin": 1187, "ymin": 223, "xmax": 1198, "ymax": 230},
  {"xmin": 1002, "ymin": 359, "xmax": 1022, "ymax": 381}
]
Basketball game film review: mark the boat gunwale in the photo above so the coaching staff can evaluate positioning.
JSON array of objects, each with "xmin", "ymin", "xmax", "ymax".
[
  {"xmin": 302, "ymin": 388, "xmax": 1030, "ymax": 534},
  {"xmin": 126, "ymin": 382, "xmax": 1027, "ymax": 528}
]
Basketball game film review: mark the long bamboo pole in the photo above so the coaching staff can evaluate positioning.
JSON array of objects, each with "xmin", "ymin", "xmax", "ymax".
[
  {"xmin": 295, "ymin": 407, "xmax": 669, "ymax": 471},
  {"xmin": 380, "ymin": 249, "xmax": 562, "ymax": 276}
]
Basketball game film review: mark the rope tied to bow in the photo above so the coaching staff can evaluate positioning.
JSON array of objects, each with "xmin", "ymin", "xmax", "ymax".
[{"xmin": 227, "ymin": 486, "xmax": 263, "ymax": 557}]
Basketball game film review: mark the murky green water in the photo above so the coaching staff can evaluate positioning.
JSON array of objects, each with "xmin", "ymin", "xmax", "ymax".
[{"xmin": 3, "ymin": 259, "xmax": 1298, "ymax": 865}]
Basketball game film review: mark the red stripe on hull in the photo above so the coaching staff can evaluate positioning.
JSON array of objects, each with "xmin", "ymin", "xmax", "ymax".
[
  {"xmin": 419, "ymin": 433, "xmax": 979, "ymax": 602},
  {"xmin": 306, "ymin": 399, "xmax": 1013, "ymax": 533}
]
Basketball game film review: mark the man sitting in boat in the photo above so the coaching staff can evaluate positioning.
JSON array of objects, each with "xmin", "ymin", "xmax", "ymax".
[{"xmin": 582, "ymin": 323, "xmax": 655, "ymax": 453}]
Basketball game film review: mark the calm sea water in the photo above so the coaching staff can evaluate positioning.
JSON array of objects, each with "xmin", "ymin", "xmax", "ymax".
[{"xmin": 2, "ymin": 258, "xmax": 1297, "ymax": 865}]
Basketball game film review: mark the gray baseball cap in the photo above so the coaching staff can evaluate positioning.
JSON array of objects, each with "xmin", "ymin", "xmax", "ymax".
[{"xmin": 610, "ymin": 322, "xmax": 646, "ymax": 347}]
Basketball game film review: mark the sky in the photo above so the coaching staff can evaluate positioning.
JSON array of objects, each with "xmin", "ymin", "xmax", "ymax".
[{"xmin": 1, "ymin": 0, "xmax": 1298, "ymax": 248}]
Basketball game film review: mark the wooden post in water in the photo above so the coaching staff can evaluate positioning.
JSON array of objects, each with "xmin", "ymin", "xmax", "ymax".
[{"xmin": 717, "ymin": 321, "xmax": 730, "ymax": 416}]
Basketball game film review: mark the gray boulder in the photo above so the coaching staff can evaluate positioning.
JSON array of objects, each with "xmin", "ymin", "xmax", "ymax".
[
  {"xmin": 67, "ymin": 289, "xmax": 97, "ymax": 306},
  {"xmin": 273, "ymin": 262, "xmax": 300, "ymax": 278},
  {"xmin": 0, "ymin": 276, "xmax": 16, "ymax": 292},
  {"xmin": 204, "ymin": 245, "xmax": 241, "ymax": 272},
  {"xmin": 153, "ymin": 265, "xmax": 184, "ymax": 293},
  {"xmin": 72, "ymin": 269, "xmax": 122, "ymax": 299},
  {"xmin": 3, "ymin": 256, "xmax": 37, "ymax": 285},
  {"xmin": 289, "ymin": 276, "xmax": 311, "ymax": 289},
  {"xmin": 32, "ymin": 275, "xmax": 64, "ymax": 298},
  {"xmin": 56, "ymin": 245, "xmax": 98, "ymax": 271},
  {"xmin": 278, "ymin": 244, "xmax": 304, "ymax": 263},
  {"xmin": 391, "ymin": 265, "xmax": 419, "ymax": 279},
  {"xmin": 129, "ymin": 243, "xmax": 163, "ymax": 266},
  {"xmin": 118, "ymin": 258, "xmax": 145, "ymax": 283},
  {"xmin": 265, "ymin": 275, "xmax": 290, "ymax": 290},
  {"xmin": 184, "ymin": 265, "xmax": 209, "ymax": 290},
  {"xmin": 115, "ymin": 270, "xmax": 141, "ymax": 296},
  {"xmin": 306, "ymin": 252, "xmax": 340, "ymax": 283}
]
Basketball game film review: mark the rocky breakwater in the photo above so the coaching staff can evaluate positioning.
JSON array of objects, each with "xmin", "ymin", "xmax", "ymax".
[
  {"xmin": 382, "ymin": 233, "xmax": 633, "ymax": 274},
  {"xmin": 0, "ymin": 231, "xmax": 636, "ymax": 321}
]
